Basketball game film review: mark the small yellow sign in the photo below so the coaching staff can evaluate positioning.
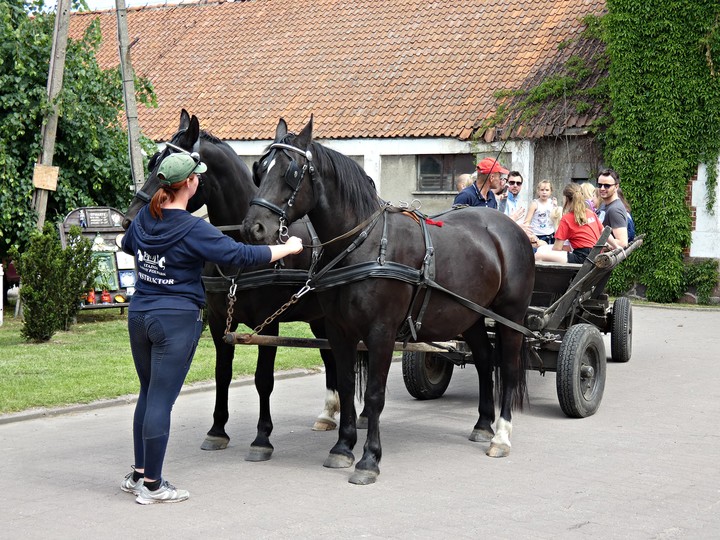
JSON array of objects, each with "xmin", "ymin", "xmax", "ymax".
[{"xmin": 32, "ymin": 164, "xmax": 59, "ymax": 191}]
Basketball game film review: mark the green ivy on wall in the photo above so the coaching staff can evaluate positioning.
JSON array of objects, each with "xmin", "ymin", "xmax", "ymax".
[
  {"xmin": 480, "ymin": 4, "xmax": 720, "ymax": 303},
  {"xmin": 604, "ymin": 0, "xmax": 720, "ymax": 302}
]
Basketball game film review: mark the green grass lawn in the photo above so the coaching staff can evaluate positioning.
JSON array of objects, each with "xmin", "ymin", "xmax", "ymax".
[{"xmin": 0, "ymin": 308, "xmax": 322, "ymax": 414}]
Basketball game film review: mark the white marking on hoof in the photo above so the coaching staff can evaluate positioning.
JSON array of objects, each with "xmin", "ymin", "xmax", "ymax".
[
  {"xmin": 487, "ymin": 417, "xmax": 512, "ymax": 457},
  {"xmin": 313, "ymin": 390, "xmax": 340, "ymax": 430},
  {"xmin": 312, "ymin": 415, "xmax": 337, "ymax": 431},
  {"xmin": 486, "ymin": 442, "xmax": 511, "ymax": 458}
]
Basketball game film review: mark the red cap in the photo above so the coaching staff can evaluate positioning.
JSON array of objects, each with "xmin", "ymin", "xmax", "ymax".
[{"xmin": 476, "ymin": 157, "xmax": 509, "ymax": 175}]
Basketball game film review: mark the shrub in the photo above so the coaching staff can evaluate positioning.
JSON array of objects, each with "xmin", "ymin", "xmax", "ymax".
[
  {"xmin": 684, "ymin": 259, "xmax": 719, "ymax": 305},
  {"xmin": 9, "ymin": 223, "xmax": 97, "ymax": 341}
]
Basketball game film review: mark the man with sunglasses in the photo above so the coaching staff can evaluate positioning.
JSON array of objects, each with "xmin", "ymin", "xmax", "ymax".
[
  {"xmin": 499, "ymin": 170, "xmax": 527, "ymax": 222},
  {"xmin": 453, "ymin": 157, "xmax": 508, "ymax": 209},
  {"xmin": 596, "ymin": 168, "xmax": 629, "ymax": 248}
]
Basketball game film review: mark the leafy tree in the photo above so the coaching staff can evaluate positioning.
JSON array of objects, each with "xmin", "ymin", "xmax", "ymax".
[{"xmin": 0, "ymin": 0, "xmax": 156, "ymax": 260}]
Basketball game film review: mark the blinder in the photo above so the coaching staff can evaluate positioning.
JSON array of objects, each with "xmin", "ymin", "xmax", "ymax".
[{"xmin": 250, "ymin": 141, "xmax": 316, "ymax": 239}]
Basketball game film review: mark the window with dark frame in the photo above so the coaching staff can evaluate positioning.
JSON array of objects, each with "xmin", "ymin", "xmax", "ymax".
[{"xmin": 417, "ymin": 154, "xmax": 475, "ymax": 192}]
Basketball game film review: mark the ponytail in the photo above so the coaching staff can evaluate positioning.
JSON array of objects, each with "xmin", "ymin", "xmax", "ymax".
[{"xmin": 149, "ymin": 182, "xmax": 184, "ymax": 220}]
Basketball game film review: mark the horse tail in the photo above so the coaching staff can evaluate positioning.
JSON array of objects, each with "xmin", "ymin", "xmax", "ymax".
[
  {"xmin": 493, "ymin": 331, "xmax": 529, "ymax": 411},
  {"xmin": 355, "ymin": 350, "xmax": 368, "ymax": 401}
]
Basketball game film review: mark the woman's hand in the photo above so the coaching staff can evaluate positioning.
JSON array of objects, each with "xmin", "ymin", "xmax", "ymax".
[{"xmin": 284, "ymin": 236, "xmax": 304, "ymax": 254}]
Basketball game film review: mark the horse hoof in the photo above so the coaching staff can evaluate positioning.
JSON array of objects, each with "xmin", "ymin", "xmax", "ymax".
[
  {"xmin": 349, "ymin": 469, "xmax": 378, "ymax": 485},
  {"xmin": 246, "ymin": 446, "xmax": 273, "ymax": 462},
  {"xmin": 201, "ymin": 435, "xmax": 229, "ymax": 451},
  {"xmin": 312, "ymin": 418, "xmax": 337, "ymax": 431},
  {"xmin": 469, "ymin": 428, "xmax": 494, "ymax": 443},
  {"xmin": 323, "ymin": 453, "xmax": 354, "ymax": 469},
  {"xmin": 486, "ymin": 443, "xmax": 511, "ymax": 458},
  {"xmin": 356, "ymin": 416, "xmax": 368, "ymax": 430}
]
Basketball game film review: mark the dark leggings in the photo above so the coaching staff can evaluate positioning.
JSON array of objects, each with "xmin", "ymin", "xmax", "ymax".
[{"xmin": 128, "ymin": 309, "xmax": 203, "ymax": 481}]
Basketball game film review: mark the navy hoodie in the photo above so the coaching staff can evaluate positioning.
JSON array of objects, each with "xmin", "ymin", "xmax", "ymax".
[{"xmin": 122, "ymin": 206, "xmax": 271, "ymax": 311}]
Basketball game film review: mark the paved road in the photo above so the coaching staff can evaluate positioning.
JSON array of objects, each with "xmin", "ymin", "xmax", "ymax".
[{"xmin": 1, "ymin": 304, "xmax": 719, "ymax": 539}]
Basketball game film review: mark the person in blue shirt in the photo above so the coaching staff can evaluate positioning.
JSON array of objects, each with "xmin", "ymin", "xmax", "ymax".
[
  {"xmin": 498, "ymin": 170, "xmax": 527, "ymax": 222},
  {"xmin": 120, "ymin": 152, "xmax": 303, "ymax": 504},
  {"xmin": 453, "ymin": 157, "xmax": 508, "ymax": 209}
]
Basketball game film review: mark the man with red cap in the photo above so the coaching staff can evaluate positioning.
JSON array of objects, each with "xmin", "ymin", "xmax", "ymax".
[{"xmin": 453, "ymin": 157, "xmax": 509, "ymax": 209}]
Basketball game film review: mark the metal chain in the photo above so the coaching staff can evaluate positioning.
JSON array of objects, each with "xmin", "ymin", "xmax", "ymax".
[
  {"xmin": 224, "ymin": 282, "xmax": 238, "ymax": 336},
  {"xmin": 245, "ymin": 282, "xmax": 313, "ymax": 337},
  {"xmin": 224, "ymin": 280, "xmax": 314, "ymax": 338}
]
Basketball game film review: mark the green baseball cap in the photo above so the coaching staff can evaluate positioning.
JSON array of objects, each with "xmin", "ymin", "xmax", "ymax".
[{"xmin": 157, "ymin": 153, "xmax": 208, "ymax": 185}]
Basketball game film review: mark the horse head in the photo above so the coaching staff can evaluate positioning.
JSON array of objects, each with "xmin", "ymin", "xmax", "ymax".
[
  {"xmin": 245, "ymin": 116, "xmax": 379, "ymax": 247},
  {"xmin": 122, "ymin": 109, "xmax": 256, "ymax": 232}
]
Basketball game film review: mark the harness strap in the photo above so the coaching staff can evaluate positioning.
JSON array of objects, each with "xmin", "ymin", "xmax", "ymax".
[
  {"xmin": 307, "ymin": 211, "xmax": 385, "ymax": 287},
  {"xmin": 424, "ymin": 277, "xmax": 538, "ymax": 338},
  {"xmin": 399, "ymin": 210, "xmax": 436, "ymax": 342}
]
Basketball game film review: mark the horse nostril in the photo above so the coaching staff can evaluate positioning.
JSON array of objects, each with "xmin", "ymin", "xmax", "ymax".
[{"xmin": 250, "ymin": 223, "xmax": 264, "ymax": 243}]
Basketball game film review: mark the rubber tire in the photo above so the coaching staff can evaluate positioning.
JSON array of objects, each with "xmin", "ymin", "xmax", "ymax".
[
  {"xmin": 556, "ymin": 324, "xmax": 606, "ymax": 418},
  {"xmin": 401, "ymin": 351, "xmax": 453, "ymax": 400},
  {"xmin": 610, "ymin": 297, "xmax": 632, "ymax": 363}
]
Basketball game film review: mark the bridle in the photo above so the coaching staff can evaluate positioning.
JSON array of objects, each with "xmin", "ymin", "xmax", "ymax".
[
  {"xmin": 250, "ymin": 141, "xmax": 316, "ymax": 240},
  {"xmin": 133, "ymin": 128, "xmax": 202, "ymax": 204}
]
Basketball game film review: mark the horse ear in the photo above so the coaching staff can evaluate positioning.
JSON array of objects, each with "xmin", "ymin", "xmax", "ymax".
[
  {"xmin": 187, "ymin": 115, "xmax": 200, "ymax": 147},
  {"xmin": 296, "ymin": 115, "xmax": 313, "ymax": 147},
  {"xmin": 179, "ymin": 109, "xmax": 191, "ymax": 131},
  {"xmin": 275, "ymin": 118, "xmax": 288, "ymax": 141}
]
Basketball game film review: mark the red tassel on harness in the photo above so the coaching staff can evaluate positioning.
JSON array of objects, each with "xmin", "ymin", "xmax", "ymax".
[{"xmin": 425, "ymin": 218, "xmax": 443, "ymax": 227}]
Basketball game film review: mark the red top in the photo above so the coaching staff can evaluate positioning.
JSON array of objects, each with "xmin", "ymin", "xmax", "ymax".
[{"xmin": 555, "ymin": 209, "xmax": 603, "ymax": 250}]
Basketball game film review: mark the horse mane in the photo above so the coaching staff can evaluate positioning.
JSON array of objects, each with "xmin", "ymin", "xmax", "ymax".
[
  {"xmin": 198, "ymin": 129, "xmax": 225, "ymax": 146},
  {"xmin": 281, "ymin": 133, "xmax": 380, "ymax": 219}
]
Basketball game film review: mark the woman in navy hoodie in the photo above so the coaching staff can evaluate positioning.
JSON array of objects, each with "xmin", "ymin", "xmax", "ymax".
[{"xmin": 120, "ymin": 152, "xmax": 303, "ymax": 504}]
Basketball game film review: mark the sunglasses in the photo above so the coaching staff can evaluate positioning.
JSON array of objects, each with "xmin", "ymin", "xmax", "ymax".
[
  {"xmin": 507, "ymin": 181, "xmax": 522, "ymax": 186},
  {"xmin": 597, "ymin": 182, "xmax": 615, "ymax": 189}
]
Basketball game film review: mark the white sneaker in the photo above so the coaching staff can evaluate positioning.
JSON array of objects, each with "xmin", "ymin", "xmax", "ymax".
[
  {"xmin": 135, "ymin": 480, "xmax": 189, "ymax": 505},
  {"xmin": 120, "ymin": 471, "xmax": 143, "ymax": 495}
]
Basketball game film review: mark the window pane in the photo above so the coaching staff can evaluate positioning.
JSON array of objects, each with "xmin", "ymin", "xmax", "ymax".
[
  {"xmin": 419, "ymin": 156, "xmax": 443, "ymax": 190},
  {"xmin": 418, "ymin": 154, "xmax": 476, "ymax": 191}
]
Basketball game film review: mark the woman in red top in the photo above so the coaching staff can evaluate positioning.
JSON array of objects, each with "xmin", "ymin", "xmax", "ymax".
[{"xmin": 535, "ymin": 183, "xmax": 603, "ymax": 264}]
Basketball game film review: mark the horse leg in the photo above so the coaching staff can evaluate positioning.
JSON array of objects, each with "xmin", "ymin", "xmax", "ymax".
[
  {"xmin": 247, "ymin": 321, "xmax": 280, "ymax": 461},
  {"xmin": 464, "ymin": 321, "xmax": 496, "ymax": 443},
  {"xmin": 349, "ymin": 336, "xmax": 395, "ymax": 485},
  {"xmin": 322, "ymin": 326, "xmax": 358, "ymax": 470},
  {"xmin": 309, "ymin": 319, "xmax": 339, "ymax": 431},
  {"xmin": 487, "ymin": 325, "xmax": 526, "ymax": 458},
  {"xmin": 201, "ymin": 310, "xmax": 235, "ymax": 451}
]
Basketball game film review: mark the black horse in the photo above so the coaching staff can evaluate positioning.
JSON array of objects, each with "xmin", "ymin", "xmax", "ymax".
[
  {"xmin": 123, "ymin": 110, "xmax": 344, "ymax": 461},
  {"xmin": 243, "ymin": 117, "xmax": 536, "ymax": 484}
]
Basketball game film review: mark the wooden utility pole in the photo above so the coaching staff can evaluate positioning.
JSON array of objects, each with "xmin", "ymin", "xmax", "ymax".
[
  {"xmin": 32, "ymin": 0, "xmax": 71, "ymax": 229},
  {"xmin": 116, "ymin": 0, "xmax": 145, "ymax": 193}
]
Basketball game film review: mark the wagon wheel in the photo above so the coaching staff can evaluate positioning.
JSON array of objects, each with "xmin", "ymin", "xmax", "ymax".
[
  {"xmin": 610, "ymin": 297, "xmax": 632, "ymax": 363},
  {"xmin": 556, "ymin": 324, "xmax": 606, "ymax": 418},
  {"xmin": 402, "ymin": 351, "xmax": 453, "ymax": 400}
]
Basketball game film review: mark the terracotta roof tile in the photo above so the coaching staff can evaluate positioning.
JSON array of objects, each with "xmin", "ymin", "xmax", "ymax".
[{"xmin": 69, "ymin": 0, "xmax": 606, "ymax": 142}]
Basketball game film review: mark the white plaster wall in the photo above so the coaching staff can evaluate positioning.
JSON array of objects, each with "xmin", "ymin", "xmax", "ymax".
[
  {"xmin": 690, "ymin": 160, "xmax": 720, "ymax": 258},
  {"xmin": 227, "ymin": 138, "xmax": 533, "ymax": 213}
]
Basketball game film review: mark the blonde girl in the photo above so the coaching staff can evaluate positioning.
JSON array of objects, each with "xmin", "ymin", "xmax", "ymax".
[
  {"xmin": 535, "ymin": 183, "xmax": 603, "ymax": 264},
  {"xmin": 524, "ymin": 180, "xmax": 557, "ymax": 244},
  {"xmin": 579, "ymin": 182, "xmax": 600, "ymax": 214}
]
